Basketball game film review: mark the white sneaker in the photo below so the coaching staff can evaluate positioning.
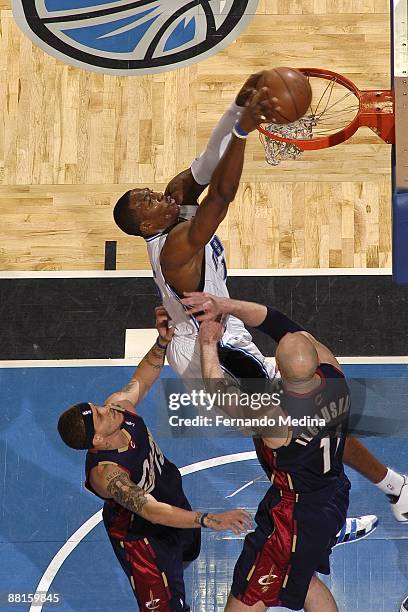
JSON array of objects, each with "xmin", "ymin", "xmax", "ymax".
[
  {"xmin": 400, "ymin": 595, "xmax": 408, "ymax": 611},
  {"xmin": 333, "ymin": 515, "xmax": 378, "ymax": 547},
  {"xmin": 388, "ymin": 475, "xmax": 408, "ymax": 522}
]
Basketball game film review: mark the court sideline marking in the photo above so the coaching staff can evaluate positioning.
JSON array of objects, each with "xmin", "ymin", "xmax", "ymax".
[
  {"xmin": 0, "ymin": 268, "xmax": 392, "ymax": 279},
  {"xmin": 1, "ymin": 356, "xmax": 407, "ymax": 368}
]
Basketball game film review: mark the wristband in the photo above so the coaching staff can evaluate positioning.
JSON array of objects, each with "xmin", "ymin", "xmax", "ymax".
[
  {"xmin": 256, "ymin": 306, "xmax": 306, "ymax": 343},
  {"xmin": 200, "ymin": 512, "xmax": 209, "ymax": 528},
  {"xmin": 232, "ymin": 122, "xmax": 249, "ymax": 139},
  {"xmin": 155, "ymin": 337, "xmax": 168, "ymax": 350}
]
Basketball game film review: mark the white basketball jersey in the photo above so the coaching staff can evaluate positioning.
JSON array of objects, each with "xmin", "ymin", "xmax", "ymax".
[
  {"xmin": 146, "ymin": 231, "xmax": 232, "ymax": 338},
  {"xmin": 144, "ymin": 223, "xmax": 273, "ymax": 380}
]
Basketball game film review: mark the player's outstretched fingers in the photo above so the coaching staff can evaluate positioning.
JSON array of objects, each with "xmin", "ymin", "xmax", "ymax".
[
  {"xmin": 231, "ymin": 518, "xmax": 251, "ymax": 535},
  {"xmin": 247, "ymin": 87, "xmax": 277, "ymax": 126},
  {"xmin": 229, "ymin": 509, "xmax": 253, "ymax": 534},
  {"xmin": 182, "ymin": 292, "xmax": 222, "ymax": 320},
  {"xmin": 239, "ymin": 509, "xmax": 253, "ymax": 529},
  {"xmin": 198, "ymin": 318, "xmax": 224, "ymax": 343},
  {"xmin": 236, "ymin": 71, "xmax": 264, "ymax": 106},
  {"xmin": 255, "ymin": 90, "xmax": 281, "ymax": 123},
  {"xmin": 155, "ymin": 305, "xmax": 174, "ymax": 342}
]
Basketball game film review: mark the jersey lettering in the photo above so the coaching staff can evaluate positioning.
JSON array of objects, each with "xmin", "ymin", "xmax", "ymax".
[
  {"xmin": 210, "ymin": 236, "xmax": 227, "ymax": 279},
  {"xmin": 136, "ymin": 429, "xmax": 164, "ymax": 493}
]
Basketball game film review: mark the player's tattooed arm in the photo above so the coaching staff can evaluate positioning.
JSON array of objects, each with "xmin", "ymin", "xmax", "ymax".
[
  {"xmin": 104, "ymin": 307, "xmax": 174, "ymax": 412},
  {"xmin": 104, "ymin": 346, "xmax": 165, "ymax": 409},
  {"xmin": 102, "ymin": 467, "xmax": 252, "ymax": 533},
  {"xmin": 134, "ymin": 306, "xmax": 174, "ymax": 395},
  {"xmin": 106, "ymin": 470, "xmax": 149, "ymax": 515}
]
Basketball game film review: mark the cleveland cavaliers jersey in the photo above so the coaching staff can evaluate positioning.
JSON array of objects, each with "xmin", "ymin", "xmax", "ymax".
[
  {"xmin": 85, "ymin": 410, "xmax": 191, "ymax": 540},
  {"xmin": 254, "ymin": 363, "xmax": 350, "ymax": 494}
]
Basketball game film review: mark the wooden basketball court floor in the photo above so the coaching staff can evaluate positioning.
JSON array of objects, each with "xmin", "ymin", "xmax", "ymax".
[
  {"xmin": 0, "ymin": 0, "xmax": 392, "ymax": 271},
  {"xmin": 1, "ymin": 2, "xmax": 407, "ymax": 611}
]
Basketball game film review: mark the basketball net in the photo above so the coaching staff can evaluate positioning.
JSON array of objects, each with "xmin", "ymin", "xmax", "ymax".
[
  {"xmin": 259, "ymin": 116, "xmax": 317, "ymax": 166},
  {"xmin": 258, "ymin": 68, "xmax": 395, "ymax": 165}
]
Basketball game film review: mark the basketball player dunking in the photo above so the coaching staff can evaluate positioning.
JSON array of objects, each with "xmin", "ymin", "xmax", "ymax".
[
  {"xmin": 113, "ymin": 73, "xmax": 407, "ymax": 527},
  {"xmin": 114, "ymin": 76, "xmax": 274, "ymax": 380}
]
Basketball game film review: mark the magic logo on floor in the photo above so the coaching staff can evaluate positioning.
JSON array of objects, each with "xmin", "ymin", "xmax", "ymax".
[{"xmin": 12, "ymin": 0, "xmax": 259, "ymax": 75}]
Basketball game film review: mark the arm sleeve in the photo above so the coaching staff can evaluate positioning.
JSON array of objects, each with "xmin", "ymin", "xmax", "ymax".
[
  {"xmin": 190, "ymin": 102, "xmax": 242, "ymax": 185},
  {"xmin": 256, "ymin": 306, "xmax": 306, "ymax": 343}
]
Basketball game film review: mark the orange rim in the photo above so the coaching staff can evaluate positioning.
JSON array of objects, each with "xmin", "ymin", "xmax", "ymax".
[{"xmin": 257, "ymin": 68, "xmax": 395, "ymax": 150}]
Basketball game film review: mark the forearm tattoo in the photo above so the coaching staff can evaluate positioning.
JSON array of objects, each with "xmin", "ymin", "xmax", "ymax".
[
  {"xmin": 145, "ymin": 358, "xmax": 162, "ymax": 370},
  {"xmin": 139, "ymin": 345, "xmax": 166, "ymax": 371},
  {"xmin": 106, "ymin": 471, "xmax": 148, "ymax": 515},
  {"xmin": 151, "ymin": 346, "xmax": 166, "ymax": 358},
  {"xmin": 120, "ymin": 381, "xmax": 138, "ymax": 394}
]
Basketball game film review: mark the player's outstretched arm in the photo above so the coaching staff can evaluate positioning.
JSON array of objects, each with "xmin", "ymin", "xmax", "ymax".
[
  {"xmin": 198, "ymin": 318, "xmax": 289, "ymax": 449},
  {"xmin": 188, "ymin": 73, "xmax": 263, "ymax": 188},
  {"xmin": 164, "ymin": 73, "xmax": 263, "ymax": 206},
  {"xmin": 199, "ymin": 318, "xmax": 226, "ymax": 379},
  {"xmin": 183, "ymin": 292, "xmax": 341, "ymax": 369},
  {"xmin": 182, "ymin": 292, "xmax": 267, "ymax": 326},
  {"xmin": 104, "ymin": 306, "xmax": 173, "ymax": 411},
  {"xmin": 161, "ymin": 88, "xmax": 275, "ymax": 269},
  {"xmin": 92, "ymin": 465, "xmax": 252, "ymax": 534}
]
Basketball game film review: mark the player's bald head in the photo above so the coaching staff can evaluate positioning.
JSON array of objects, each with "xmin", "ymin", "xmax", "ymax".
[{"xmin": 276, "ymin": 333, "xmax": 319, "ymax": 383}]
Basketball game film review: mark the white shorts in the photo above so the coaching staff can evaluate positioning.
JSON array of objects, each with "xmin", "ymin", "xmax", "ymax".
[{"xmin": 166, "ymin": 315, "xmax": 275, "ymax": 380}]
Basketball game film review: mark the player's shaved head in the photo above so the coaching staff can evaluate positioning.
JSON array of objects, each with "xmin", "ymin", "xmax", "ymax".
[{"xmin": 276, "ymin": 333, "xmax": 319, "ymax": 383}]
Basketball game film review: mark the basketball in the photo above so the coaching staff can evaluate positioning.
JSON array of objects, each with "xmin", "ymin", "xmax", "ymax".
[{"xmin": 256, "ymin": 67, "xmax": 312, "ymax": 124}]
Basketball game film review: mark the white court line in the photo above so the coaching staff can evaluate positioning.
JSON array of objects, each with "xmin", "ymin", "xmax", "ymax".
[
  {"xmin": 29, "ymin": 451, "xmax": 256, "ymax": 612},
  {"xmin": 226, "ymin": 475, "xmax": 264, "ymax": 498},
  {"xmin": 225, "ymin": 268, "xmax": 392, "ymax": 277},
  {"xmin": 0, "ymin": 267, "xmax": 392, "ymax": 279},
  {"xmin": 338, "ymin": 356, "xmax": 408, "ymax": 364},
  {"xmin": 1, "ymin": 356, "xmax": 408, "ymax": 368}
]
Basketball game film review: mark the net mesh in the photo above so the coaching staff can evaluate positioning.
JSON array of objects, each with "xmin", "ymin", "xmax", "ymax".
[
  {"xmin": 259, "ymin": 73, "xmax": 361, "ymax": 165},
  {"xmin": 259, "ymin": 116, "xmax": 317, "ymax": 166}
]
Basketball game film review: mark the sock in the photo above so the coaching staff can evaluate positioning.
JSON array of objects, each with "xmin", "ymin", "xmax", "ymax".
[
  {"xmin": 376, "ymin": 468, "xmax": 404, "ymax": 496},
  {"xmin": 190, "ymin": 101, "xmax": 242, "ymax": 185}
]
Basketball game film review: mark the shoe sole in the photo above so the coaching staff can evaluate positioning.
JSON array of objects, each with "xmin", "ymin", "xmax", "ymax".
[{"xmin": 335, "ymin": 521, "xmax": 378, "ymax": 546}]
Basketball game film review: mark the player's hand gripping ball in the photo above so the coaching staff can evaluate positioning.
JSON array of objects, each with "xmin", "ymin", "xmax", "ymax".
[{"xmin": 256, "ymin": 67, "xmax": 312, "ymax": 124}]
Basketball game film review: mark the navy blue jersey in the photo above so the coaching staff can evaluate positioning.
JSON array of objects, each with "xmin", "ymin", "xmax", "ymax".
[
  {"xmin": 254, "ymin": 363, "xmax": 350, "ymax": 494},
  {"xmin": 85, "ymin": 410, "xmax": 191, "ymax": 540}
]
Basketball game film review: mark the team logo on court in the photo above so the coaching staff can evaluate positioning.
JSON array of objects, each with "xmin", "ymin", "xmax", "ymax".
[
  {"xmin": 258, "ymin": 565, "xmax": 278, "ymax": 592},
  {"xmin": 12, "ymin": 0, "xmax": 259, "ymax": 75}
]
